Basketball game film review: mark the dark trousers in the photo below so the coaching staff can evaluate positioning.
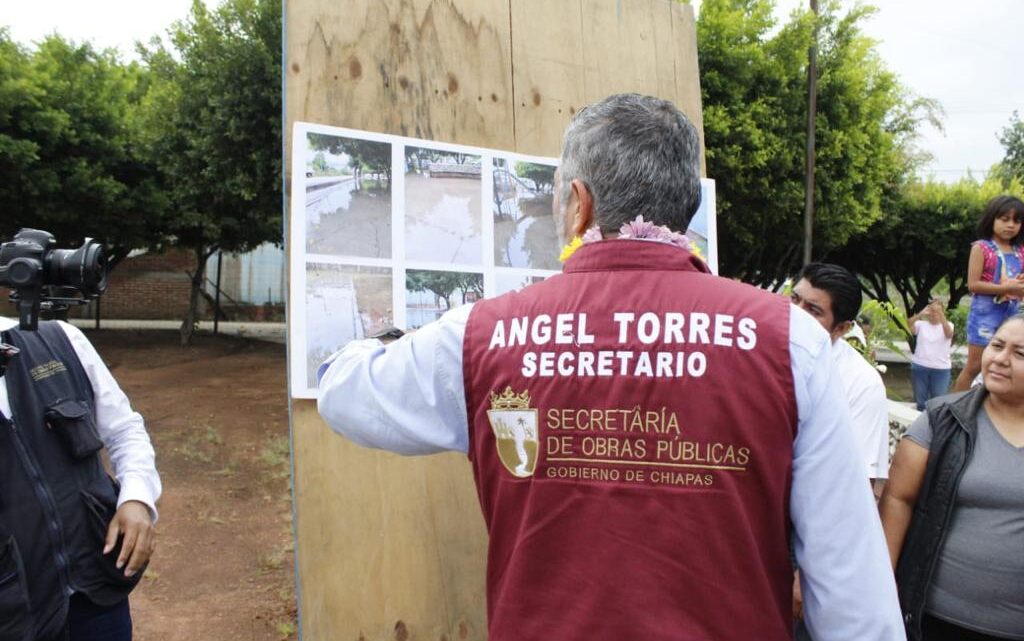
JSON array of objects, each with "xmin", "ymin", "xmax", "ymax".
[
  {"xmin": 67, "ymin": 594, "xmax": 132, "ymax": 641},
  {"xmin": 922, "ymin": 613, "xmax": 1014, "ymax": 641}
]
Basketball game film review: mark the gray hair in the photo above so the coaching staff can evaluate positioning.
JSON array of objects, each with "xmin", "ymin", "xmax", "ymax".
[{"xmin": 558, "ymin": 93, "xmax": 702, "ymax": 234}]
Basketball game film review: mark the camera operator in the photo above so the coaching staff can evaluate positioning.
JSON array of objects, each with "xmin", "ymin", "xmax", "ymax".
[{"xmin": 0, "ymin": 231, "xmax": 160, "ymax": 641}]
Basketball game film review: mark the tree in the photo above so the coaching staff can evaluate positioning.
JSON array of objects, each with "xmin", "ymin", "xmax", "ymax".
[
  {"xmin": 0, "ymin": 31, "xmax": 166, "ymax": 267},
  {"xmin": 140, "ymin": 0, "xmax": 282, "ymax": 344},
  {"xmin": 833, "ymin": 176, "xmax": 1024, "ymax": 319},
  {"xmin": 310, "ymin": 151, "xmax": 330, "ymax": 176},
  {"xmin": 406, "ymin": 270, "xmax": 482, "ymax": 310},
  {"xmin": 456, "ymin": 272, "xmax": 484, "ymax": 303},
  {"xmin": 996, "ymin": 111, "xmax": 1024, "ymax": 186},
  {"xmin": 308, "ymin": 134, "xmax": 390, "ymax": 187},
  {"xmin": 514, "ymin": 162, "xmax": 555, "ymax": 192},
  {"xmin": 697, "ymin": 0, "xmax": 931, "ymax": 287}
]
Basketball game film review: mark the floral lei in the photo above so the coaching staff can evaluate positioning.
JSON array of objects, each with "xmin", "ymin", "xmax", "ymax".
[{"xmin": 559, "ymin": 215, "xmax": 705, "ymax": 263}]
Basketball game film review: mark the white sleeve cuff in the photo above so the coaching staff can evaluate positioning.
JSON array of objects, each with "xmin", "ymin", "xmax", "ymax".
[{"xmin": 117, "ymin": 474, "xmax": 160, "ymax": 523}]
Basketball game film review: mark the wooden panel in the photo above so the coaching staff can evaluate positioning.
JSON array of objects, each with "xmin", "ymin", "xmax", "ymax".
[
  {"xmin": 285, "ymin": 1, "xmax": 704, "ymax": 639},
  {"xmin": 669, "ymin": 1, "xmax": 706, "ymax": 171},
  {"xmin": 285, "ymin": 0, "xmax": 515, "ymax": 148},
  {"xmin": 286, "ymin": 3, "xmax": 511, "ymax": 638},
  {"xmin": 507, "ymin": 0, "xmax": 587, "ymax": 157},
  {"xmin": 292, "ymin": 400, "xmax": 488, "ymax": 641},
  {"xmin": 510, "ymin": 0, "xmax": 705, "ymax": 166}
]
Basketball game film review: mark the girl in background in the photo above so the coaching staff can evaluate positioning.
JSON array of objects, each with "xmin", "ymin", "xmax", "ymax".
[
  {"xmin": 953, "ymin": 195, "xmax": 1024, "ymax": 390},
  {"xmin": 908, "ymin": 299, "xmax": 954, "ymax": 410}
]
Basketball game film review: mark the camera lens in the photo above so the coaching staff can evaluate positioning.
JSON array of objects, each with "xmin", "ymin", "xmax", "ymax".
[{"xmin": 48, "ymin": 238, "xmax": 107, "ymax": 297}]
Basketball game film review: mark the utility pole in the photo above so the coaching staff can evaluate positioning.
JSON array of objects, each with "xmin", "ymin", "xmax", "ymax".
[{"xmin": 803, "ymin": 0, "xmax": 819, "ymax": 266}]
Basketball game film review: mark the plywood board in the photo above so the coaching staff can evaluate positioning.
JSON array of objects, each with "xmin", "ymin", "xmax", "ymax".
[
  {"xmin": 509, "ymin": 0, "xmax": 704, "ymax": 166},
  {"xmin": 292, "ymin": 402, "xmax": 487, "ymax": 641},
  {"xmin": 286, "ymin": 0, "xmax": 515, "ymax": 148},
  {"xmin": 285, "ymin": 1, "xmax": 705, "ymax": 639}
]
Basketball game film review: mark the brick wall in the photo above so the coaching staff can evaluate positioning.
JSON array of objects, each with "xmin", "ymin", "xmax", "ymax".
[
  {"xmin": 69, "ymin": 249, "xmax": 207, "ymax": 320},
  {"xmin": 0, "ymin": 249, "xmax": 282, "ymax": 322}
]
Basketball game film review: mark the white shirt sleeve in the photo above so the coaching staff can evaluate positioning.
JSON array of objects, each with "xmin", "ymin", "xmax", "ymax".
[
  {"xmin": 838, "ymin": 342, "xmax": 891, "ymax": 480},
  {"xmin": 59, "ymin": 322, "xmax": 163, "ymax": 520},
  {"xmin": 317, "ymin": 304, "xmax": 472, "ymax": 455},
  {"xmin": 789, "ymin": 308, "xmax": 905, "ymax": 641}
]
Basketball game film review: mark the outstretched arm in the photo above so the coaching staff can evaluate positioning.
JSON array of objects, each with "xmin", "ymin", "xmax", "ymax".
[{"xmin": 318, "ymin": 304, "xmax": 473, "ymax": 455}]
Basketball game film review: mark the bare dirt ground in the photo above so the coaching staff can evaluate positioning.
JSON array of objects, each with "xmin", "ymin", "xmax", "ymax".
[{"xmin": 84, "ymin": 329, "xmax": 297, "ymax": 641}]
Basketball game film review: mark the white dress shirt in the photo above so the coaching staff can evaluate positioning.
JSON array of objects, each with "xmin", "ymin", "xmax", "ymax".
[
  {"xmin": 0, "ymin": 318, "xmax": 161, "ymax": 519},
  {"xmin": 318, "ymin": 303, "xmax": 905, "ymax": 641},
  {"xmin": 832, "ymin": 338, "xmax": 891, "ymax": 480}
]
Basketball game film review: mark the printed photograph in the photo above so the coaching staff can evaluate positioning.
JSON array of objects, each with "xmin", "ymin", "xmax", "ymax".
[
  {"xmin": 494, "ymin": 272, "xmax": 549, "ymax": 296},
  {"xmin": 404, "ymin": 146, "xmax": 482, "ymax": 265},
  {"xmin": 305, "ymin": 133, "xmax": 392, "ymax": 258},
  {"xmin": 305, "ymin": 263, "xmax": 393, "ymax": 389},
  {"xmin": 405, "ymin": 269, "xmax": 483, "ymax": 329},
  {"xmin": 685, "ymin": 180, "xmax": 714, "ymax": 265},
  {"xmin": 493, "ymin": 157, "xmax": 560, "ymax": 270}
]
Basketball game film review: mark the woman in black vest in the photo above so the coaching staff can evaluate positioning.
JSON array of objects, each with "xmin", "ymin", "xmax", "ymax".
[{"xmin": 880, "ymin": 311, "xmax": 1024, "ymax": 641}]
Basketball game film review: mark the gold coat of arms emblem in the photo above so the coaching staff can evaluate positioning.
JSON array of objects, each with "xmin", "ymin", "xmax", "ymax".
[{"xmin": 486, "ymin": 387, "xmax": 538, "ymax": 478}]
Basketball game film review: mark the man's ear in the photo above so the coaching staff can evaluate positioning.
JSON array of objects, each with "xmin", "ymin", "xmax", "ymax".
[
  {"xmin": 830, "ymin": 320, "xmax": 853, "ymax": 342},
  {"xmin": 570, "ymin": 178, "xmax": 594, "ymax": 238}
]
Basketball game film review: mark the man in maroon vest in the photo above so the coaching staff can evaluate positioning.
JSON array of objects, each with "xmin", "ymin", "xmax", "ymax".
[{"xmin": 318, "ymin": 93, "xmax": 904, "ymax": 641}]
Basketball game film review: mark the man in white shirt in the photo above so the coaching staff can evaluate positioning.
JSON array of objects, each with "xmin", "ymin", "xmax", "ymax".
[
  {"xmin": 790, "ymin": 262, "xmax": 891, "ymax": 639},
  {"xmin": 791, "ymin": 263, "xmax": 890, "ymax": 488},
  {"xmin": 0, "ymin": 316, "xmax": 161, "ymax": 641}
]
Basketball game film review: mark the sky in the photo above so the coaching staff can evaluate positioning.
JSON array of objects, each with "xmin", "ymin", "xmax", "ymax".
[
  {"xmin": 693, "ymin": 0, "xmax": 1024, "ymax": 183},
  {"xmin": 1, "ymin": 0, "xmax": 201, "ymax": 58},
  {"xmin": 3, "ymin": 0, "xmax": 1021, "ymax": 183}
]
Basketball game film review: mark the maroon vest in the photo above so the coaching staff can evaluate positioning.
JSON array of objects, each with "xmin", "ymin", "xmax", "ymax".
[{"xmin": 463, "ymin": 240, "xmax": 797, "ymax": 641}]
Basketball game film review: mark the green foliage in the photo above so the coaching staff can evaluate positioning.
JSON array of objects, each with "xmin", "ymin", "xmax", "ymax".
[
  {"xmin": 697, "ymin": 0, "xmax": 932, "ymax": 287},
  {"xmin": 995, "ymin": 111, "xmax": 1024, "ymax": 187},
  {"xmin": 309, "ymin": 152, "xmax": 331, "ymax": 176},
  {"xmin": 307, "ymin": 134, "xmax": 390, "ymax": 185},
  {"xmin": 833, "ymin": 175, "xmax": 1024, "ymax": 313},
  {"xmin": 139, "ymin": 0, "xmax": 282, "ymax": 342},
  {"xmin": 946, "ymin": 303, "xmax": 969, "ymax": 365},
  {"xmin": 513, "ymin": 162, "xmax": 555, "ymax": 192},
  {"xmin": 406, "ymin": 270, "xmax": 482, "ymax": 310},
  {"xmin": 859, "ymin": 298, "xmax": 911, "ymax": 351},
  {"xmin": 0, "ymin": 30, "xmax": 166, "ymax": 265}
]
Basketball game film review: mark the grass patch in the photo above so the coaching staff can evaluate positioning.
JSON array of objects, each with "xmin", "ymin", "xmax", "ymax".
[
  {"xmin": 174, "ymin": 443, "xmax": 213, "ymax": 464},
  {"xmin": 213, "ymin": 462, "xmax": 239, "ymax": 477},
  {"xmin": 258, "ymin": 551, "xmax": 284, "ymax": 573},
  {"xmin": 172, "ymin": 421, "xmax": 223, "ymax": 465},
  {"xmin": 259, "ymin": 434, "xmax": 290, "ymax": 467},
  {"xmin": 259, "ymin": 434, "xmax": 291, "ymax": 480},
  {"xmin": 274, "ymin": 619, "xmax": 296, "ymax": 640},
  {"xmin": 204, "ymin": 424, "xmax": 223, "ymax": 445}
]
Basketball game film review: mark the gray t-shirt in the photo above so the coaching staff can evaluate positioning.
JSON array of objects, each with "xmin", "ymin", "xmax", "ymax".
[{"xmin": 906, "ymin": 408, "xmax": 1024, "ymax": 638}]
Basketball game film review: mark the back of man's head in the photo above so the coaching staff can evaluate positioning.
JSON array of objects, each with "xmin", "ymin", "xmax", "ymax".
[
  {"xmin": 796, "ymin": 262, "xmax": 862, "ymax": 324},
  {"xmin": 558, "ymin": 93, "xmax": 701, "ymax": 234}
]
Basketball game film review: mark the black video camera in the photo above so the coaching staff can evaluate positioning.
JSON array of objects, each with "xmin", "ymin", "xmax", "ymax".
[{"xmin": 0, "ymin": 229, "xmax": 108, "ymax": 331}]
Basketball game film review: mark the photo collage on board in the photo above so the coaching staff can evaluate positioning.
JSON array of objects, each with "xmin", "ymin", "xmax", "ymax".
[
  {"xmin": 291, "ymin": 124, "xmax": 563, "ymax": 397},
  {"xmin": 290, "ymin": 123, "xmax": 716, "ymax": 397}
]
